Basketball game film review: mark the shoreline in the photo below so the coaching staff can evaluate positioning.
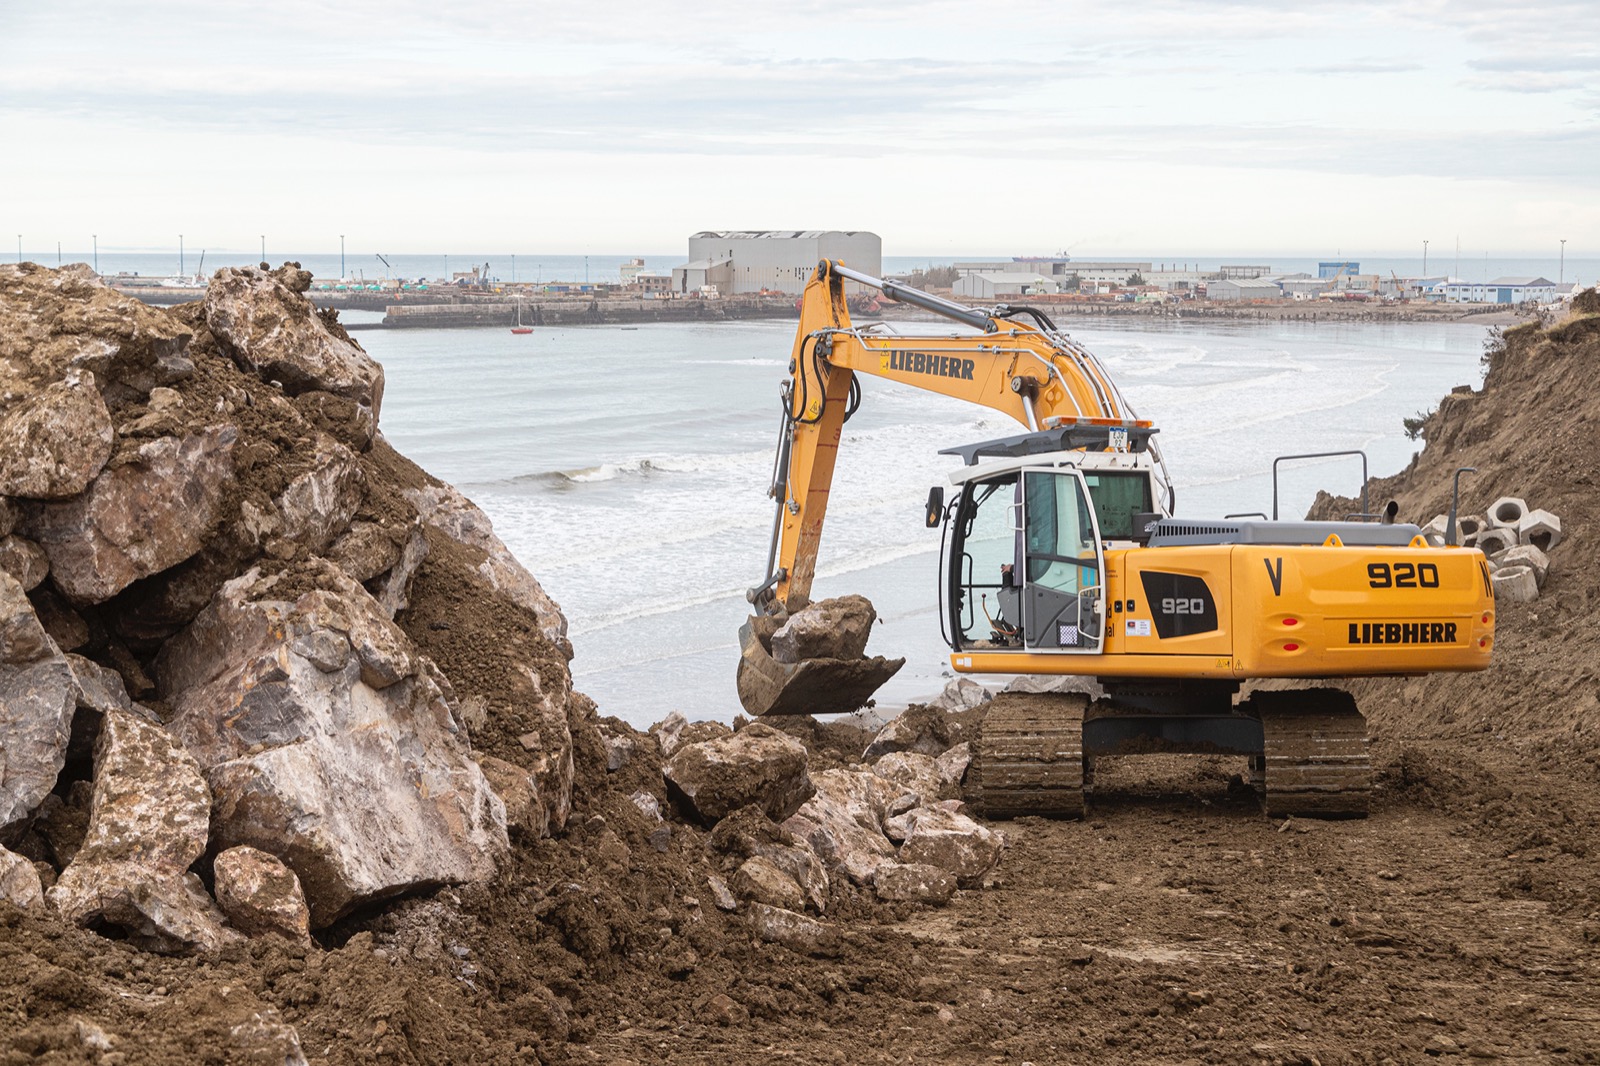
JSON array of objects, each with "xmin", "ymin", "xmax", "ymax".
[{"xmin": 107, "ymin": 279, "xmax": 1546, "ymax": 329}]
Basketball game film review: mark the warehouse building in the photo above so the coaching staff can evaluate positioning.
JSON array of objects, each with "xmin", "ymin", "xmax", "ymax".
[
  {"xmin": 1442, "ymin": 277, "xmax": 1557, "ymax": 304},
  {"xmin": 1207, "ymin": 278, "xmax": 1282, "ymax": 301},
  {"xmin": 953, "ymin": 272, "xmax": 1057, "ymax": 299},
  {"xmin": 673, "ymin": 231, "xmax": 881, "ymax": 295}
]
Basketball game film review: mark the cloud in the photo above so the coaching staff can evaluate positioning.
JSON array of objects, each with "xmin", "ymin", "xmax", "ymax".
[{"xmin": 1305, "ymin": 61, "xmax": 1425, "ymax": 75}]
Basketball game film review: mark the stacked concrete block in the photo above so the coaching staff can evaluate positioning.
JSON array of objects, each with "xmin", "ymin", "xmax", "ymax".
[
  {"xmin": 1497, "ymin": 544, "xmax": 1550, "ymax": 586},
  {"xmin": 1491, "ymin": 565, "xmax": 1539, "ymax": 603},
  {"xmin": 1475, "ymin": 527, "xmax": 1518, "ymax": 557},
  {"xmin": 1518, "ymin": 509, "xmax": 1562, "ymax": 552},
  {"xmin": 1487, "ymin": 497, "xmax": 1528, "ymax": 530}
]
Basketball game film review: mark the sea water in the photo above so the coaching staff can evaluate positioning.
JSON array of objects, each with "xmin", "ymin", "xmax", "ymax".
[{"xmin": 361, "ymin": 315, "xmax": 1489, "ymax": 728}]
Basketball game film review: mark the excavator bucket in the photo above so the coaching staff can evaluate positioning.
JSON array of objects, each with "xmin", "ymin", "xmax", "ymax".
[{"xmin": 736, "ymin": 617, "xmax": 905, "ymax": 717}]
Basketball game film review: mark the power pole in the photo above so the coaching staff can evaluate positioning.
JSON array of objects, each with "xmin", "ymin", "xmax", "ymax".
[
  {"xmin": 1422, "ymin": 239, "xmax": 1428, "ymax": 277},
  {"xmin": 260, "ymin": 235, "xmax": 266, "ymax": 262},
  {"xmin": 93, "ymin": 234, "xmax": 98, "ymax": 274},
  {"xmin": 341, "ymin": 235, "xmax": 346, "ymax": 279},
  {"xmin": 1560, "ymin": 239, "xmax": 1567, "ymax": 284},
  {"xmin": 179, "ymin": 234, "xmax": 184, "ymax": 276}
]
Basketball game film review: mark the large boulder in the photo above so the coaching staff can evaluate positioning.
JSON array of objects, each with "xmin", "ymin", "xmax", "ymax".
[
  {"xmin": 0, "ymin": 263, "xmax": 194, "ymax": 404},
  {"xmin": 708, "ymin": 805, "xmax": 829, "ymax": 912},
  {"xmin": 158, "ymin": 565, "xmax": 508, "ymax": 927},
  {"xmin": 0, "ymin": 570, "xmax": 76, "ymax": 835},
  {"xmin": 403, "ymin": 480, "xmax": 570, "ymax": 652},
  {"xmin": 0, "ymin": 370, "xmax": 114, "ymax": 500},
  {"xmin": 874, "ymin": 862, "xmax": 958, "ymax": 905},
  {"xmin": 48, "ymin": 709, "xmax": 236, "ymax": 952},
  {"xmin": 863, "ymin": 702, "xmax": 954, "ymax": 761},
  {"xmin": 664, "ymin": 723, "xmax": 815, "ymax": 825},
  {"xmin": 0, "ymin": 533, "xmax": 50, "ymax": 590},
  {"xmin": 769, "ymin": 594, "xmax": 877, "ymax": 664},
  {"xmin": 21, "ymin": 424, "xmax": 238, "ymax": 604},
  {"xmin": 269, "ymin": 434, "xmax": 363, "ymax": 558},
  {"xmin": 782, "ymin": 768, "xmax": 901, "ymax": 886},
  {"xmin": 746, "ymin": 902, "xmax": 839, "ymax": 957},
  {"xmin": 897, "ymin": 806, "xmax": 1005, "ymax": 887},
  {"xmin": 0, "ymin": 264, "xmax": 194, "ymax": 496},
  {"xmin": 871, "ymin": 751, "xmax": 947, "ymax": 806},
  {"xmin": 203, "ymin": 265, "xmax": 383, "ymax": 434}
]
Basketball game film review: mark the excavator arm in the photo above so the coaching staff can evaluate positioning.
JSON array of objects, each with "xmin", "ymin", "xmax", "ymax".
[
  {"xmin": 754, "ymin": 259, "xmax": 1161, "ymax": 613},
  {"xmin": 738, "ymin": 260, "xmax": 1167, "ymax": 716}
]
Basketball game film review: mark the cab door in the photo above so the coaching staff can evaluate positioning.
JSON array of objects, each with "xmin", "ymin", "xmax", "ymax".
[{"xmin": 1021, "ymin": 469, "xmax": 1106, "ymax": 653}]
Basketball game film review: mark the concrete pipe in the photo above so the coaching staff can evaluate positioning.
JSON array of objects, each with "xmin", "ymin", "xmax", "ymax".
[
  {"xmin": 1487, "ymin": 496, "xmax": 1528, "ymax": 529},
  {"xmin": 1475, "ymin": 526, "xmax": 1517, "ymax": 557},
  {"xmin": 1420, "ymin": 514, "xmax": 1449, "ymax": 539},
  {"xmin": 1458, "ymin": 514, "xmax": 1486, "ymax": 546},
  {"xmin": 1491, "ymin": 564, "xmax": 1538, "ymax": 603},
  {"xmin": 1496, "ymin": 543, "xmax": 1550, "ymax": 586},
  {"xmin": 1518, "ymin": 509, "xmax": 1563, "ymax": 552}
]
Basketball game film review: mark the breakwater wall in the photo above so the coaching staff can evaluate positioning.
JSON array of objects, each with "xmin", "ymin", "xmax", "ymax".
[{"xmin": 379, "ymin": 297, "xmax": 799, "ymax": 328}]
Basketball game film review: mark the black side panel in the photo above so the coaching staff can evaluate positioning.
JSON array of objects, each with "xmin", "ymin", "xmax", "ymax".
[{"xmin": 1138, "ymin": 571, "xmax": 1219, "ymax": 639}]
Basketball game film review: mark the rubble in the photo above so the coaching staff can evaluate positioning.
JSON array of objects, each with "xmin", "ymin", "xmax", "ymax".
[
  {"xmin": 22, "ymin": 424, "xmax": 238, "ymax": 604},
  {"xmin": 0, "ymin": 844, "xmax": 45, "ymax": 909},
  {"xmin": 212, "ymin": 845, "xmax": 313, "ymax": 942},
  {"xmin": 896, "ymin": 806, "xmax": 1006, "ymax": 887},
  {"xmin": 664, "ymin": 723, "xmax": 815, "ymax": 825},
  {"xmin": 874, "ymin": 862, "xmax": 958, "ymax": 905},
  {"xmin": 47, "ymin": 709, "xmax": 236, "ymax": 953},
  {"xmin": 0, "ymin": 569, "xmax": 76, "ymax": 835}
]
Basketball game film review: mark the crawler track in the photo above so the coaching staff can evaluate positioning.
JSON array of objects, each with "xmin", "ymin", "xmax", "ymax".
[
  {"xmin": 971, "ymin": 692, "xmax": 1087, "ymax": 819},
  {"xmin": 1246, "ymin": 688, "xmax": 1371, "ymax": 818}
]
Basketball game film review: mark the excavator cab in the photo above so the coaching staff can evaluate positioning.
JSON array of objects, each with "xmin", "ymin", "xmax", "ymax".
[{"xmin": 946, "ymin": 468, "xmax": 1108, "ymax": 654}]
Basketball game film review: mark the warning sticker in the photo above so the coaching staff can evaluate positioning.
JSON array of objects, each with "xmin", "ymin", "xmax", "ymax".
[{"xmin": 1125, "ymin": 618, "xmax": 1152, "ymax": 637}]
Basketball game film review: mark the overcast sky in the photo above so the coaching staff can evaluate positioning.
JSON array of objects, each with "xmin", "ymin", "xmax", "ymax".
[{"xmin": 2, "ymin": 0, "xmax": 1595, "ymax": 257}]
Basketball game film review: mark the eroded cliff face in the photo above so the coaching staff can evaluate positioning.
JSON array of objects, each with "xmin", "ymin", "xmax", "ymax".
[{"xmin": 0, "ymin": 262, "xmax": 583, "ymax": 941}]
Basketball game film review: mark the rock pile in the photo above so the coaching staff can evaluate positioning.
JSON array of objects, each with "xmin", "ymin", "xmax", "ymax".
[
  {"xmin": 0, "ymin": 263, "xmax": 579, "ymax": 948},
  {"xmin": 652, "ymin": 679, "xmax": 1002, "ymax": 925},
  {"xmin": 1418, "ymin": 494, "xmax": 1564, "ymax": 602}
]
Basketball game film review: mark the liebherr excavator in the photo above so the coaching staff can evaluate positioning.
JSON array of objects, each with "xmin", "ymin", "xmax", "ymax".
[{"xmin": 739, "ymin": 260, "xmax": 1494, "ymax": 818}]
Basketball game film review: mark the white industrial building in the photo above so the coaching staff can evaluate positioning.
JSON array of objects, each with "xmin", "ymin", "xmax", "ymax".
[
  {"xmin": 953, "ymin": 273, "xmax": 1058, "ymax": 299},
  {"xmin": 1442, "ymin": 276, "xmax": 1558, "ymax": 304},
  {"xmin": 1207, "ymin": 278, "xmax": 1282, "ymax": 301},
  {"xmin": 672, "ymin": 231, "xmax": 881, "ymax": 295},
  {"xmin": 955, "ymin": 259, "xmax": 1150, "ymax": 285}
]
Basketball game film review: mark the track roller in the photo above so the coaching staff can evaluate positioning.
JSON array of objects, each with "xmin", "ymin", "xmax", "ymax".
[
  {"xmin": 970, "ymin": 692, "xmax": 1087, "ymax": 819},
  {"xmin": 1244, "ymin": 688, "xmax": 1371, "ymax": 819}
]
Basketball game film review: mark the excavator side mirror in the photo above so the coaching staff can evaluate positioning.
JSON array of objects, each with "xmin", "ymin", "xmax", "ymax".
[{"xmin": 925, "ymin": 486, "xmax": 945, "ymax": 528}]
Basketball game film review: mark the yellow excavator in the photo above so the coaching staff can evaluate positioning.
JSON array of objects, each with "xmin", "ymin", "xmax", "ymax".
[{"xmin": 738, "ymin": 260, "xmax": 1495, "ymax": 818}]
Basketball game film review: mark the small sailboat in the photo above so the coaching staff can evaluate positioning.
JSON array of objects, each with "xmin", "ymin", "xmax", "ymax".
[{"xmin": 511, "ymin": 298, "xmax": 534, "ymax": 334}]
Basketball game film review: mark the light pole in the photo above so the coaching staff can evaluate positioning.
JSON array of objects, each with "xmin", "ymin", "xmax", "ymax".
[
  {"xmin": 93, "ymin": 234, "xmax": 98, "ymax": 274},
  {"xmin": 340, "ymin": 235, "xmax": 346, "ymax": 279},
  {"xmin": 1560, "ymin": 239, "xmax": 1566, "ymax": 284},
  {"xmin": 179, "ymin": 234, "xmax": 184, "ymax": 277},
  {"xmin": 57, "ymin": 242, "xmax": 61, "ymax": 267},
  {"xmin": 512, "ymin": 254, "xmax": 516, "ymax": 283},
  {"xmin": 1423, "ymin": 239, "xmax": 1428, "ymax": 277},
  {"xmin": 15, "ymin": 235, "xmax": 20, "ymax": 263},
  {"xmin": 260, "ymin": 235, "xmax": 266, "ymax": 262}
]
